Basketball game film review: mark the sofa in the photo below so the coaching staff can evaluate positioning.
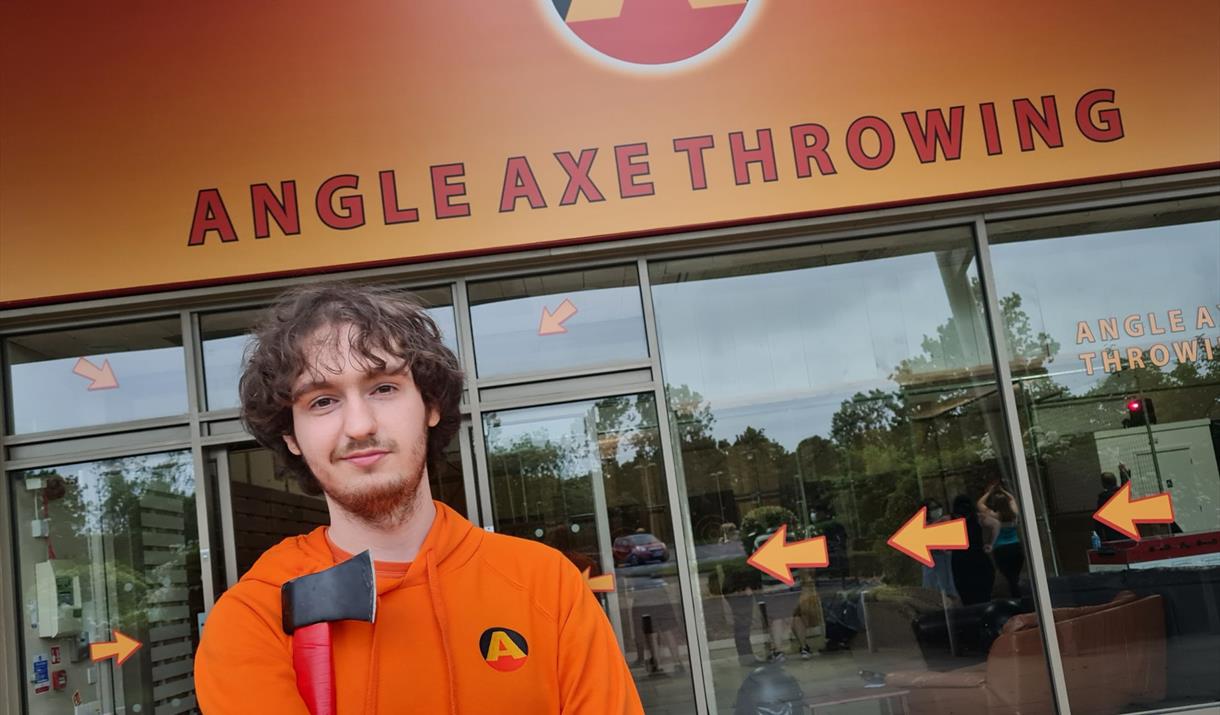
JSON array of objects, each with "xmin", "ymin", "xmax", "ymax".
[{"xmin": 886, "ymin": 591, "xmax": 1166, "ymax": 715}]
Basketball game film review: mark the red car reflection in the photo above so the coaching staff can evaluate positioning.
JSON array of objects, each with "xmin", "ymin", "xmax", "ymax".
[{"xmin": 613, "ymin": 533, "xmax": 669, "ymax": 566}]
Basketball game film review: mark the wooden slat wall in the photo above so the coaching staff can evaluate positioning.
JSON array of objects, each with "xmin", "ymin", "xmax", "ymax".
[{"xmin": 230, "ymin": 482, "xmax": 329, "ymax": 579}]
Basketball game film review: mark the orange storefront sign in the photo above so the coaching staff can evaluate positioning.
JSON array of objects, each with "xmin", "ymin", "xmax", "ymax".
[{"xmin": 2, "ymin": 1, "xmax": 1218, "ymax": 307}]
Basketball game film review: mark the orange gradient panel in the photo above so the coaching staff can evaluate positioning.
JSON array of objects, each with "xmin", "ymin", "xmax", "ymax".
[{"xmin": 1, "ymin": 1, "xmax": 1218, "ymax": 305}]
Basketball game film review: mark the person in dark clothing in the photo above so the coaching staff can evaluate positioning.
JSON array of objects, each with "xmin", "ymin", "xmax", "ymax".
[
  {"xmin": 1095, "ymin": 471, "xmax": 1126, "ymax": 542},
  {"xmin": 950, "ymin": 494, "xmax": 995, "ymax": 605}
]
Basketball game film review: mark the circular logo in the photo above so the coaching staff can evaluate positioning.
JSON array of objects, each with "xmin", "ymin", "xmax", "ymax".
[
  {"xmin": 479, "ymin": 627, "xmax": 529, "ymax": 673},
  {"xmin": 549, "ymin": 0, "xmax": 755, "ymax": 67}
]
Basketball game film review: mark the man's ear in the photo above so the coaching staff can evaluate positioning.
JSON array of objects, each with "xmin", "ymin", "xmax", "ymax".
[
  {"xmin": 427, "ymin": 406, "xmax": 441, "ymax": 429},
  {"xmin": 283, "ymin": 433, "xmax": 302, "ymax": 456}
]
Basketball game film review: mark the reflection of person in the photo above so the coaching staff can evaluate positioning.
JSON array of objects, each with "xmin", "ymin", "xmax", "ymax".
[
  {"xmin": 950, "ymin": 495, "xmax": 995, "ymax": 605},
  {"xmin": 1096, "ymin": 471, "xmax": 1126, "ymax": 542},
  {"xmin": 919, "ymin": 499, "xmax": 959, "ymax": 604},
  {"xmin": 195, "ymin": 284, "xmax": 643, "ymax": 713},
  {"xmin": 789, "ymin": 571, "xmax": 823, "ymax": 659},
  {"xmin": 622, "ymin": 574, "xmax": 685, "ymax": 675},
  {"xmin": 979, "ymin": 483, "xmax": 1024, "ymax": 598}
]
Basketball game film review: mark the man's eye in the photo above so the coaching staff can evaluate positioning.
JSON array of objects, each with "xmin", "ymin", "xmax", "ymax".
[
  {"xmin": 309, "ymin": 397, "xmax": 336, "ymax": 409},
  {"xmin": 373, "ymin": 384, "xmax": 397, "ymax": 395}
]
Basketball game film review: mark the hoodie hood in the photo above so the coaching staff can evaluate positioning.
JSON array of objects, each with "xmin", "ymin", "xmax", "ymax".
[
  {"xmin": 237, "ymin": 501, "xmax": 481, "ymax": 715},
  {"xmin": 239, "ymin": 500, "xmax": 485, "ymax": 592}
]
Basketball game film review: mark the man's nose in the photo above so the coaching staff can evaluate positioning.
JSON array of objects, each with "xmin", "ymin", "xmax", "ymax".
[{"xmin": 342, "ymin": 394, "xmax": 378, "ymax": 440}]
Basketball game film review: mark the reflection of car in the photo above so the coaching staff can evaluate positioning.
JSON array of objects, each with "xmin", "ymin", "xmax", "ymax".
[{"xmin": 613, "ymin": 533, "xmax": 669, "ymax": 566}]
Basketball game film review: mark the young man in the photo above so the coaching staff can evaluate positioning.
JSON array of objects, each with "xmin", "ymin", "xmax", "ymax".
[{"xmin": 195, "ymin": 284, "xmax": 644, "ymax": 714}]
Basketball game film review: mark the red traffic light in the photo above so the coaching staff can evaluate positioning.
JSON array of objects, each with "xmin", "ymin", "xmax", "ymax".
[{"xmin": 1127, "ymin": 400, "xmax": 1143, "ymax": 411}]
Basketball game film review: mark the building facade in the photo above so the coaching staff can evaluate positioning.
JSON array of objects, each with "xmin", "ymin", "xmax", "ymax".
[{"xmin": 2, "ymin": 3, "xmax": 1219, "ymax": 715}]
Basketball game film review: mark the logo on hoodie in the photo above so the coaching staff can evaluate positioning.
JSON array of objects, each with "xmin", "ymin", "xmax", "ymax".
[{"xmin": 479, "ymin": 627, "xmax": 529, "ymax": 672}]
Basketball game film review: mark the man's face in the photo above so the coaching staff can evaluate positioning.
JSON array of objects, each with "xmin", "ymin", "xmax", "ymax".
[{"xmin": 283, "ymin": 324, "xmax": 439, "ymax": 528}]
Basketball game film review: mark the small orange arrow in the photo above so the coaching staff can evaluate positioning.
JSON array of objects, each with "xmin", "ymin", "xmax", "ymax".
[
  {"xmin": 1094, "ymin": 483, "xmax": 1175, "ymax": 541},
  {"xmin": 887, "ymin": 508, "xmax": 969, "ymax": 568},
  {"xmin": 746, "ymin": 525, "xmax": 829, "ymax": 586},
  {"xmin": 89, "ymin": 630, "xmax": 141, "ymax": 666},
  {"xmin": 581, "ymin": 567, "xmax": 615, "ymax": 593},
  {"xmin": 539, "ymin": 299, "xmax": 578, "ymax": 335},
  {"xmin": 72, "ymin": 357, "xmax": 119, "ymax": 390}
]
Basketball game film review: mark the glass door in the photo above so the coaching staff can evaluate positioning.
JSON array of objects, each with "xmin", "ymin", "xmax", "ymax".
[{"xmin": 479, "ymin": 393, "xmax": 698, "ymax": 715}]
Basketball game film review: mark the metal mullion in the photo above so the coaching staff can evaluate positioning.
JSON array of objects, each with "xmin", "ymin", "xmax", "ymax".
[
  {"xmin": 457, "ymin": 419, "xmax": 480, "ymax": 524},
  {"xmin": 3, "ymin": 414, "xmax": 193, "ymax": 446},
  {"xmin": 972, "ymin": 217, "xmax": 1072, "ymax": 715},
  {"xmin": 476, "ymin": 381, "xmax": 658, "ymax": 415},
  {"xmin": 454, "ymin": 279, "xmax": 493, "ymax": 527},
  {"xmin": 474, "ymin": 359, "xmax": 654, "ymax": 389},
  {"xmin": 0, "ymin": 346, "xmax": 21, "ymax": 714},
  {"xmin": 3, "ymin": 440, "xmax": 195, "ymax": 472},
  {"xmin": 182, "ymin": 311, "xmax": 216, "ymax": 612},
  {"xmin": 0, "ymin": 308, "xmax": 185, "ymax": 338},
  {"xmin": 982, "ymin": 182, "xmax": 1220, "ymax": 221},
  {"xmin": 212, "ymin": 448, "xmax": 238, "ymax": 589},
  {"xmin": 638, "ymin": 258, "xmax": 712, "ymax": 715},
  {"xmin": 199, "ymin": 408, "xmax": 242, "ymax": 423}
]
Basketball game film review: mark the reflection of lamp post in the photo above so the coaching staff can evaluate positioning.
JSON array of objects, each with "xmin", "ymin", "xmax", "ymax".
[
  {"xmin": 746, "ymin": 452, "xmax": 761, "ymax": 506},
  {"xmin": 711, "ymin": 469, "xmax": 726, "ymax": 518}
]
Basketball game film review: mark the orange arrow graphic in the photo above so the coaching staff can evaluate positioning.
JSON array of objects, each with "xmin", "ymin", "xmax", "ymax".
[
  {"xmin": 539, "ymin": 299, "xmax": 578, "ymax": 335},
  {"xmin": 89, "ymin": 630, "xmax": 141, "ymax": 666},
  {"xmin": 72, "ymin": 357, "xmax": 119, "ymax": 390},
  {"xmin": 746, "ymin": 525, "xmax": 829, "ymax": 586},
  {"xmin": 887, "ymin": 507, "xmax": 969, "ymax": 568},
  {"xmin": 1094, "ymin": 483, "xmax": 1175, "ymax": 541},
  {"xmin": 581, "ymin": 567, "xmax": 615, "ymax": 593}
]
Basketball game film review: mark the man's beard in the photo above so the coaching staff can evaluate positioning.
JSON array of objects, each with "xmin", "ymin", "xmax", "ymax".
[{"xmin": 317, "ymin": 434, "xmax": 428, "ymax": 530}]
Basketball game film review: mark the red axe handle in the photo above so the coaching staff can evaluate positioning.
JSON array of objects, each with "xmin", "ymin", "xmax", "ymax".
[{"xmin": 292, "ymin": 622, "xmax": 336, "ymax": 715}]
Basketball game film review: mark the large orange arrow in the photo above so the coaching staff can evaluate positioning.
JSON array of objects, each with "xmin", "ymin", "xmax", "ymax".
[
  {"xmin": 89, "ymin": 630, "xmax": 141, "ymax": 666},
  {"xmin": 539, "ymin": 299, "xmax": 578, "ymax": 335},
  {"xmin": 581, "ymin": 567, "xmax": 615, "ymax": 593},
  {"xmin": 72, "ymin": 357, "xmax": 119, "ymax": 390},
  {"xmin": 746, "ymin": 525, "xmax": 829, "ymax": 586},
  {"xmin": 1094, "ymin": 483, "xmax": 1175, "ymax": 541},
  {"xmin": 887, "ymin": 507, "xmax": 969, "ymax": 568}
]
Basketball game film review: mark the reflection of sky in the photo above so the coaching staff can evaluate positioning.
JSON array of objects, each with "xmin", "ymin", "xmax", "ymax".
[
  {"xmin": 471, "ymin": 286, "xmax": 647, "ymax": 378},
  {"xmin": 485, "ymin": 398, "xmax": 650, "ymax": 471},
  {"xmin": 652, "ymin": 251, "xmax": 982, "ymax": 449},
  {"xmin": 990, "ymin": 221, "xmax": 1220, "ymax": 390},
  {"xmin": 10, "ymin": 348, "xmax": 187, "ymax": 434},
  {"xmin": 201, "ymin": 306, "xmax": 459, "ymax": 412},
  {"xmin": 17, "ymin": 451, "xmax": 193, "ymax": 533}
]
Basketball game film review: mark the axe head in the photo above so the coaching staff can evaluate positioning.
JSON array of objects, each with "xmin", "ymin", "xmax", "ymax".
[{"xmin": 282, "ymin": 550, "xmax": 377, "ymax": 634}]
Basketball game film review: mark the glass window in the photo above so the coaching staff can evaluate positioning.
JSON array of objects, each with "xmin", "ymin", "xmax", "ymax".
[
  {"xmin": 10, "ymin": 451, "xmax": 204, "ymax": 715},
  {"xmin": 483, "ymin": 394, "xmax": 697, "ymax": 714},
  {"xmin": 5, "ymin": 320, "xmax": 187, "ymax": 434},
  {"xmin": 223, "ymin": 434, "xmax": 467, "ymax": 580},
  {"xmin": 468, "ymin": 265, "xmax": 648, "ymax": 379},
  {"xmin": 989, "ymin": 196, "xmax": 1220, "ymax": 713},
  {"xmin": 651, "ymin": 228, "xmax": 1057, "ymax": 714},
  {"xmin": 199, "ymin": 286, "xmax": 458, "ymax": 412}
]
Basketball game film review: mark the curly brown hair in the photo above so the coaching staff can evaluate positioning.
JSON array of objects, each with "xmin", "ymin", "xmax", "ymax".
[{"xmin": 238, "ymin": 283, "xmax": 463, "ymax": 495}]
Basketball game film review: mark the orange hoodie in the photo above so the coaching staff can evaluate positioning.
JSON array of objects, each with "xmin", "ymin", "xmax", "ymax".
[{"xmin": 195, "ymin": 502, "xmax": 644, "ymax": 714}]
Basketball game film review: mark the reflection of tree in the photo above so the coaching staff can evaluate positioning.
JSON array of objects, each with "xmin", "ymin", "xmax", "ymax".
[
  {"xmin": 486, "ymin": 395, "xmax": 675, "ymax": 568},
  {"xmin": 671, "ymin": 290, "xmax": 1062, "ymax": 586}
]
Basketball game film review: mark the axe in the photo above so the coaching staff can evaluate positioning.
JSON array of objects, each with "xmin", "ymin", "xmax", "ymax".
[{"xmin": 281, "ymin": 551, "xmax": 377, "ymax": 715}]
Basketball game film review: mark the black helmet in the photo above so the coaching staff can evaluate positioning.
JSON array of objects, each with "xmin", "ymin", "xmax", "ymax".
[{"xmin": 733, "ymin": 664, "xmax": 805, "ymax": 715}]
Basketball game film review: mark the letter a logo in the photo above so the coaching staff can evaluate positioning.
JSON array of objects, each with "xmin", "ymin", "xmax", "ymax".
[{"xmin": 479, "ymin": 627, "xmax": 529, "ymax": 673}]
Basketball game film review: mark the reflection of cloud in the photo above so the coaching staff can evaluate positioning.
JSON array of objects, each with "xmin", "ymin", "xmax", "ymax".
[
  {"xmin": 992, "ymin": 222, "xmax": 1220, "ymax": 388},
  {"xmin": 653, "ymin": 251, "xmax": 968, "ymax": 412}
]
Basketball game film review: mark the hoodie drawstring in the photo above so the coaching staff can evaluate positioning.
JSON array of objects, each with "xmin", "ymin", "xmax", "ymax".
[
  {"xmin": 361, "ymin": 553, "xmax": 456, "ymax": 715},
  {"xmin": 426, "ymin": 551, "xmax": 459, "ymax": 715}
]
